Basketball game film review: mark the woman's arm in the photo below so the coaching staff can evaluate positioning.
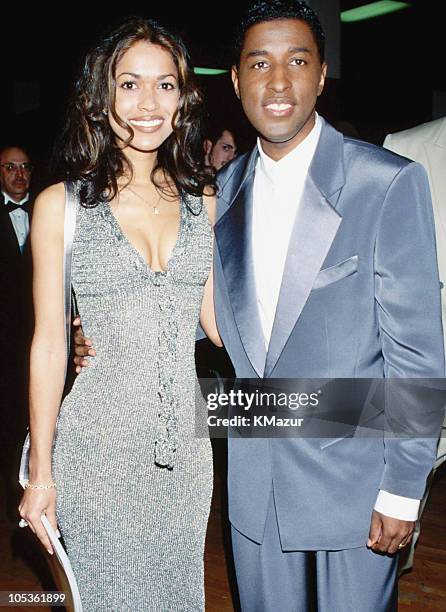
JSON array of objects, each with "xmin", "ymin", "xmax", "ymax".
[
  {"xmin": 200, "ymin": 194, "xmax": 223, "ymax": 347},
  {"xmin": 18, "ymin": 182, "xmax": 67, "ymax": 554}
]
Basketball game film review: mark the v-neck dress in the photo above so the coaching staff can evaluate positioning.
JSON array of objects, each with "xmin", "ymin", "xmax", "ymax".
[{"xmin": 52, "ymin": 193, "xmax": 213, "ymax": 611}]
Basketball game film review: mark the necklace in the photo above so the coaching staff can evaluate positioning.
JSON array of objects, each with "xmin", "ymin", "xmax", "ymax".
[{"xmin": 125, "ymin": 185, "xmax": 162, "ymax": 215}]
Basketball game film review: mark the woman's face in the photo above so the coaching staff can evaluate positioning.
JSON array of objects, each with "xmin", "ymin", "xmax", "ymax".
[{"xmin": 110, "ymin": 40, "xmax": 180, "ymax": 153}]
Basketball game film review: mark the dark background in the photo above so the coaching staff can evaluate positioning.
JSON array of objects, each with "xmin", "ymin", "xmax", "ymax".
[{"xmin": 1, "ymin": 0, "xmax": 444, "ymax": 190}]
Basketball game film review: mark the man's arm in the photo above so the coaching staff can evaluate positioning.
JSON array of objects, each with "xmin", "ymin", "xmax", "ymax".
[
  {"xmin": 369, "ymin": 160, "xmax": 445, "ymax": 553},
  {"xmin": 73, "ymin": 316, "xmax": 95, "ymax": 373}
]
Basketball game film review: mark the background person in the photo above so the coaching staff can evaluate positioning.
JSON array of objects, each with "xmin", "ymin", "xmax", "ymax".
[
  {"xmin": 204, "ymin": 124, "xmax": 238, "ymax": 170},
  {"xmin": 0, "ymin": 145, "xmax": 34, "ymax": 515}
]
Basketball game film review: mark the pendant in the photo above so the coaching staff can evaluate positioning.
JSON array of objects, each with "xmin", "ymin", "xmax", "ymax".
[{"xmin": 153, "ymin": 206, "xmax": 160, "ymax": 215}]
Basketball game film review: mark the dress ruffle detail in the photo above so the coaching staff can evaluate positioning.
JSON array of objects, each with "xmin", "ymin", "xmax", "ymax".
[
  {"xmin": 153, "ymin": 195, "xmax": 201, "ymax": 468},
  {"xmin": 155, "ymin": 287, "xmax": 179, "ymax": 468}
]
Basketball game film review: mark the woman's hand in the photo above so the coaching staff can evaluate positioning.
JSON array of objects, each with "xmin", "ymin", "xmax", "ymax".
[{"xmin": 18, "ymin": 488, "xmax": 58, "ymax": 555}]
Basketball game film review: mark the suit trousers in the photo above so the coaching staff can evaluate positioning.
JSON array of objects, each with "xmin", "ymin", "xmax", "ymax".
[{"xmin": 231, "ymin": 491, "xmax": 398, "ymax": 612}]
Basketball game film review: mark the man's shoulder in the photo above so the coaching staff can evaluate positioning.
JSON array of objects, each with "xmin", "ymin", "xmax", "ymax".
[
  {"xmin": 216, "ymin": 150, "xmax": 254, "ymax": 213},
  {"xmin": 0, "ymin": 192, "xmax": 11, "ymax": 220},
  {"xmin": 390, "ymin": 117, "xmax": 446, "ymax": 144},
  {"xmin": 343, "ymin": 135, "xmax": 415, "ymax": 182},
  {"xmin": 216, "ymin": 151, "xmax": 252, "ymax": 190}
]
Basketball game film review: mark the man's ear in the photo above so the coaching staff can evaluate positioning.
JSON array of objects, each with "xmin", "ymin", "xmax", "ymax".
[
  {"xmin": 231, "ymin": 65, "xmax": 240, "ymax": 99},
  {"xmin": 317, "ymin": 62, "xmax": 328, "ymax": 97},
  {"xmin": 204, "ymin": 139, "xmax": 213, "ymax": 156}
]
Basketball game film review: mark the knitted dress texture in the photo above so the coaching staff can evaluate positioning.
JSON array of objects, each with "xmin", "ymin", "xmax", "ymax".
[{"xmin": 52, "ymin": 194, "xmax": 213, "ymax": 611}]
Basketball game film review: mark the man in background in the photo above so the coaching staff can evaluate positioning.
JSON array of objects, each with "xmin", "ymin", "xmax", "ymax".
[
  {"xmin": 384, "ymin": 118, "xmax": 446, "ymax": 570},
  {"xmin": 0, "ymin": 145, "xmax": 34, "ymax": 514},
  {"xmin": 0, "ymin": 146, "xmax": 33, "ymax": 248},
  {"xmin": 205, "ymin": 125, "xmax": 238, "ymax": 170}
]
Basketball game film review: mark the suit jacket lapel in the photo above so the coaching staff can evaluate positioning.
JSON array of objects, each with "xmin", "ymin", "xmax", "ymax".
[
  {"xmin": 264, "ymin": 119, "xmax": 345, "ymax": 377},
  {"xmin": 215, "ymin": 149, "xmax": 267, "ymax": 377},
  {"xmin": 0, "ymin": 194, "xmax": 22, "ymax": 257}
]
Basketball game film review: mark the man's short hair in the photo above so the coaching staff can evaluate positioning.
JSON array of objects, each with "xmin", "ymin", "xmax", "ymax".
[
  {"xmin": 233, "ymin": 0, "xmax": 325, "ymax": 66},
  {"xmin": 205, "ymin": 124, "xmax": 236, "ymax": 147}
]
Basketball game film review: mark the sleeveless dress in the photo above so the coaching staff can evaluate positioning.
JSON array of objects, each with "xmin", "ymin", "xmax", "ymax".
[{"xmin": 52, "ymin": 192, "xmax": 213, "ymax": 611}]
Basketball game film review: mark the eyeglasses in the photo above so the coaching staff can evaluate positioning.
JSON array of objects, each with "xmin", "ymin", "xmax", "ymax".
[{"xmin": 0, "ymin": 162, "xmax": 33, "ymax": 173}]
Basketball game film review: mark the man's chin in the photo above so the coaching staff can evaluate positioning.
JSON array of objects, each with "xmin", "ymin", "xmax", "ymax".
[
  {"xmin": 10, "ymin": 191, "xmax": 28, "ymax": 202},
  {"xmin": 259, "ymin": 131, "xmax": 303, "ymax": 146}
]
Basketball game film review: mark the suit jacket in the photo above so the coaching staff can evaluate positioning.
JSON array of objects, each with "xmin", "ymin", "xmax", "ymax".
[
  {"xmin": 213, "ymin": 118, "xmax": 445, "ymax": 550},
  {"xmin": 0, "ymin": 192, "xmax": 33, "ymax": 349},
  {"xmin": 384, "ymin": 118, "xmax": 446, "ymax": 461},
  {"xmin": 384, "ymin": 117, "xmax": 446, "ymax": 353}
]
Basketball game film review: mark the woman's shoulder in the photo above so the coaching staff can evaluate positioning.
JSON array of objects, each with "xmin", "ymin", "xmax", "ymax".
[
  {"xmin": 35, "ymin": 182, "xmax": 66, "ymax": 207},
  {"xmin": 33, "ymin": 182, "xmax": 66, "ymax": 226}
]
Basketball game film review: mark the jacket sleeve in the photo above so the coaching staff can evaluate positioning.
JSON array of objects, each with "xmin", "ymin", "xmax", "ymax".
[{"xmin": 374, "ymin": 161, "xmax": 446, "ymax": 498}]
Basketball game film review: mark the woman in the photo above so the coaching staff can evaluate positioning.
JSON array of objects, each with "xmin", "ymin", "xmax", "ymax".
[{"xmin": 19, "ymin": 17, "xmax": 221, "ymax": 611}]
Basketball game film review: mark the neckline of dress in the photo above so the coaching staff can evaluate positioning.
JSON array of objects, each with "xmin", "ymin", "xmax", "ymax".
[{"xmin": 103, "ymin": 195, "xmax": 186, "ymax": 276}]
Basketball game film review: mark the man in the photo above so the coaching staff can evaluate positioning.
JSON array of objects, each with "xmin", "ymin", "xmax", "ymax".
[
  {"xmin": 213, "ymin": 2, "xmax": 443, "ymax": 610},
  {"xmin": 0, "ymin": 146, "xmax": 33, "ymax": 511},
  {"xmin": 0, "ymin": 145, "xmax": 33, "ymax": 347},
  {"xmin": 75, "ymin": 2, "xmax": 445, "ymax": 609},
  {"xmin": 384, "ymin": 118, "xmax": 446, "ymax": 571},
  {"xmin": 0, "ymin": 145, "xmax": 33, "ymax": 249},
  {"xmin": 205, "ymin": 126, "xmax": 238, "ymax": 170}
]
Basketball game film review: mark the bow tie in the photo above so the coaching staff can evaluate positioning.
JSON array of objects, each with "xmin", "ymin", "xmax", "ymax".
[{"xmin": 5, "ymin": 201, "xmax": 31, "ymax": 214}]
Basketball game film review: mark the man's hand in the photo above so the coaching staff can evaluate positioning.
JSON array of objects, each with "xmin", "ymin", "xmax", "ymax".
[
  {"xmin": 73, "ymin": 316, "xmax": 95, "ymax": 373},
  {"xmin": 367, "ymin": 510, "xmax": 415, "ymax": 554}
]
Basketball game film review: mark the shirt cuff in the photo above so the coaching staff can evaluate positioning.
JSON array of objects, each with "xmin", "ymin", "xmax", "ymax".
[{"xmin": 374, "ymin": 490, "xmax": 420, "ymax": 521}]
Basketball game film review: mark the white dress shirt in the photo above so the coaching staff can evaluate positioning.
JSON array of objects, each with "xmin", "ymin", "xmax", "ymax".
[
  {"xmin": 3, "ymin": 191, "xmax": 30, "ymax": 253},
  {"xmin": 251, "ymin": 113, "xmax": 420, "ymax": 522},
  {"xmin": 252, "ymin": 114, "xmax": 322, "ymax": 347}
]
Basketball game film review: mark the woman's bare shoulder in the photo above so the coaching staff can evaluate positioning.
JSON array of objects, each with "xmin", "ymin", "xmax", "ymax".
[
  {"xmin": 32, "ymin": 182, "xmax": 67, "ymax": 235},
  {"xmin": 34, "ymin": 182, "xmax": 65, "ymax": 207},
  {"xmin": 33, "ymin": 182, "xmax": 66, "ymax": 219}
]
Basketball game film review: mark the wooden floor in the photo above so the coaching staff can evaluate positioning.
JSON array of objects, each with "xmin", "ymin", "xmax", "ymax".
[
  {"xmin": 397, "ymin": 464, "xmax": 446, "ymax": 611},
  {"xmin": 1, "ymin": 456, "xmax": 445, "ymax": 611}
]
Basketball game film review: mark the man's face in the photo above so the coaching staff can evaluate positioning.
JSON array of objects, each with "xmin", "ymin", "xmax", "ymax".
[
  {"xmin": 209, "ymin": 130, "xmax": 237, "ymax": 170},
  {"xmin": 232, "ymin": 19, "xmax": 327, "ymax": 160},
  {"xmin": 0, "ymin": 147, "xmax": 32, "ymax": 202}
]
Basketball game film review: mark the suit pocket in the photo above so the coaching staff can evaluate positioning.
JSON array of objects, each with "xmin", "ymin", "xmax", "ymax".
[{"xmin": 312, "ymin": 255, "xmax": 358, "ymax": 291}]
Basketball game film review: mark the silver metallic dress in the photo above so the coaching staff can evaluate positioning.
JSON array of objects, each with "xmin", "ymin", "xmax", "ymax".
[{"xmin": 52, "ymin": 193, "xmax": 213, "ymax": 611}]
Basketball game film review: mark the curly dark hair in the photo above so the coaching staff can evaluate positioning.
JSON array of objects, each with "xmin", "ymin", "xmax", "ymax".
[
  {"xmin": 234, "ymin": 0, "xmax": 325, "ymax": 66},
  {"xmin": 56, "ymin": 17, "xmax": 215, "ymax": 207}
]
